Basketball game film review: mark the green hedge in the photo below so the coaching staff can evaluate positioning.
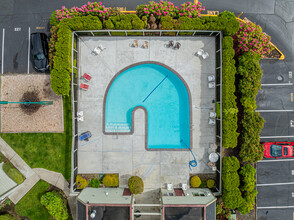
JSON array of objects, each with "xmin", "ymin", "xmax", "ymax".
[
  {"xmin": 222, "ymin": 156, "xmax": 240, "ymax": 172},
  {"xmin": 50, "ymin": 16, "xmax": 102, "ymax": 95},
  {"xmin": 159, "ymin": 11, "xmax": 239, "ymax": 37},
  {"xmin": 40, "ymin": 191, "xmax": 69, "ymax": 220},
  {"xmin": 239, "ymin": 164, "xmax": 256, "ymax": 192},
  {"xmin": 222, "ymin": 36, "xmax": 239, "ymax": 148},
  {"xmin": 237, "ymin": 53, "xmax": 265, "ymax": 162},
  {"xmin": 222, "ymin": 188, "xmax": 243, "ymax": 209}
]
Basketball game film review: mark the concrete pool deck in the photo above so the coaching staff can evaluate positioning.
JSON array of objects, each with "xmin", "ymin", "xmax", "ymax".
[{"xmin": 77, "ymin": 36, "xmax": 216, "ymax": 189}]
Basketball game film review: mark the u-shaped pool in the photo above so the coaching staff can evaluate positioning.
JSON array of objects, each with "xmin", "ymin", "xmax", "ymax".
[{"xmin": 104, "ymin": 63, "xmax": 191, "ymax": 150}]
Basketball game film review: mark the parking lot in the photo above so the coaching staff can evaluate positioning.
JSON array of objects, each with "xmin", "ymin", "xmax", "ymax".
[
  {"xmin": 256, "ymin": 61, "xmax": 294, "ymax": 142},
  {"xmin": 257, "ymin": 160, "xmax": 294, "ymax": 220},
  {"xmin": 0, "ymin": 14, "xmax": 50, "ymax": 74},
  {"xmin": 256, "ymin": 60, "xmax": 294, "ymax": 219}
]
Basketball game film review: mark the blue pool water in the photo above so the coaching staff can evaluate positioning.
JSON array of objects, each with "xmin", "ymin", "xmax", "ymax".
[{"xmin": 105, "ymin": 63, "xmax": 190, "ymax": 149}]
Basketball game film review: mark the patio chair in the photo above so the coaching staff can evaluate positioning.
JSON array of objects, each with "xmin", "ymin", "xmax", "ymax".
[
  {"xmin": 166, "ymin": 40, "xmax": 174, "ymax": 48},
  {"xmin": 208, "ymin": 118, "xmax": 216, "ymax": 125},
  {"xmin": 77, "ymin": 116, "xmax": 84, "ymax": 122},
  {"xmin": 79, "ymin": 131, "xmax": 92, "ymax": 141},
  {"xmin": 92, "ymin": 46, "xmax": 102, "ymax": 55},
  {"xmin": 142, "ymin": 41, "xmax": 149, "ymax": 49},
  {"xmin": 167, "ymin": 183, "xmax": 173, "ymax": 190},
  {"xmin": 82, "ymin": 73, "xmax": 92, "ymax": 82},
  {"xmin": 131, "ymin": 40, "xmax": 139, "ymax": 48},
  {"xmin": 202, "ymin": 52, "xmax": 209, "ymax": 59},
  {"xmin": 209, "ymin": 112, "xmax": 216, "ymax": 118},
  {"xmin": 181, "ymin": 183, "xmax": 187, "ymax": 190},
  {"xmin": 77, "ymin": 111, "xmax": 83, "ymax": 117},
  {"xmin": 208, "ymin": 75, "xmax": 215, "ymax": 82},
  {"xmin": 195, "ymin": 48, "xmax": 204, "ymax": 56},
  {"xmin": 208, "ymin": 82, "xmax": 215, "ymax": 89},
  {"xmin": 173, "ymin": 42, "xmax": 181, "ymax": 50},
  {"xmin": 80, "ymin": 83, "xmax": 89, "ymax": 90},
  {"xmin": 98, "ymin": 44, "xmax": 106, "ymax": 51}
]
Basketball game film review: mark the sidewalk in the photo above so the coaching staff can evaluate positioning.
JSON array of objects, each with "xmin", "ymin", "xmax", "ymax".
[{"xmin": 0, "ymin": 137, "xmax": 70, "ymax": 204}]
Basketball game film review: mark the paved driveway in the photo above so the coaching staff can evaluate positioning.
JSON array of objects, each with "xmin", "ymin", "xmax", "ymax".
[{"xmin": 257, "ymin": 160, "xmax": 294, "ymax": 220}]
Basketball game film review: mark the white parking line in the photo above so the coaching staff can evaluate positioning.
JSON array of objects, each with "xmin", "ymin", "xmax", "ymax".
[
  {"xmin": 258, "ymin": 158, "xmax": 294, "ymax": 162},
  {"xmin": 27, "ymin": 27, "xmax": 30, "ymax": 74},
  {"xmin": 261, "ymin": 83, "xmax": 293, "ymax": 86},
  {"xmin": 256, "ymin": 109, "xmax": 294, "ymax": 112},
  {"xmin": 260, "ymin": 135, "xmax": 294, "ymax": 139},
  {"xmin": 257, "ymin": 205, "xmax": 294, "ymax": 209},
  {"xmin": 257, "ymin": 182, "xmax": 294, "ymax": 186},
  {"xmin": 1, "ymin": 28, "xmax": 5, "ymax": 74}
]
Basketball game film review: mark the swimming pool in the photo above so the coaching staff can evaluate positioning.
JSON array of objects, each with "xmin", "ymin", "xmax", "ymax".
[{"xmin": 104, "ymin": 62, "xmax": 191, "ymax": 150}]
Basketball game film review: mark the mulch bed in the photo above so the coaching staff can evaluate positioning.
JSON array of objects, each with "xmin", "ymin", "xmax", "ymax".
[{"xmin": 0, "ymin": 74, "xmax": 63, "ymax": 133}]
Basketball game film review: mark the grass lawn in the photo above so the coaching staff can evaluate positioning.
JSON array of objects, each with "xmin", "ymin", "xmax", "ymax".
[
  {"xmin": 0, "ymin": 96, "xmax": 72, "ymax": 180},
  {"xmin": 0, "ymin": 152, "xmax": 25, "ymax": 184},
  {"xmin": 14, "ymin": 180, "xmax": 50, "ymax": 220}
]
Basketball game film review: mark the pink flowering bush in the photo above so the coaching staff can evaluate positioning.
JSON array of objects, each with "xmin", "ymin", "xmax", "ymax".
[
  {"xmin": 233, "ymin": 21, "xmax": 274, "ymax": 57},
  {"xmin": 55, "ymin": 2, "xmax": 111, "ymax": 22},
  {"xmin": 136, "ymin": 1, "xmax": 205, "ymax": 21}
]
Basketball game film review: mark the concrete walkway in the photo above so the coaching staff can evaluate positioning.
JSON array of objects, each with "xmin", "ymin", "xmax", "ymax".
[{"xmin": 0, "ymin": 137, "xmax": 70, "ymax": 204}]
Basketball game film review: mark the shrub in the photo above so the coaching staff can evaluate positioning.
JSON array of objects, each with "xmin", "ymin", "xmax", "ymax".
[
  {"xmin": 207, "ymin": 179, "xmax": 215, "ymax": 188},
  {"xmin": 48, "ymin": 25, "xmax": 59, "ymax": 70},
  {"xmin": 108, "ymin": 14, "xmax": 144, "ymax": 30},
  {"xmin": 222, "ymin": 36, "xmax": 233, "ymax": 49},
  {"xmin": 218, "ymin": 11, "xmax": 239, "ymax": 36},
  {"xmin": 222, "ymin": 188, "xmax": 243, "ymax": 209},
  {"xmin": 128, "ymin": 176, "xmax": 144, "ymax": 194},
  {"xmin": 76, "ymin": 175, "xmax": 88, "ymax": 189},
  {"xmin": 244, "ymin": 189, "xmax": 258, "ymax": 204},
  {"xmin": 216, "ymin": 202, "xmax": 222, "ymax": 215},
  {"xmin": 222, "ymin": 156, "xmax": 240, "ymax": 172},
  {"xmin": 233, "ymin": 20, "xmax": 274, "ymax": 56},
  {"xmin": 103, "ymin": 174, "xmax": 119, "ymax": 187},
  {"xmin": 88, "ymin": 178, "xmax": 101, "ymax": 188},
  {"xmin": 0, "ymin": 214, "xmax": 14, "ymax": 220},
  {"xmin": 190, "ymin": 176, "xmax": 201, "ymax": 188},
  {"xmin": 238, "ymin": 200, "xmax": 254, "ymax": 215},
  {"xmin": 50, "ymin": 10, "xmax": 58, "ymax": 26},
  {"xmin": 56, "ymin": 2, "xmax": 111, "ymax": 22},
  {"xmin": 222, "ymin": 171, "xmax": 240, "ymax": 190},
  {"xmin": 222, "ymin": 40, "xmax": 239, "ymax": 148},
  {"xmin": 239, "ymin": 164, "xmax": 256, "ymax": 192},
  {"xmin": 161, "ymin": 16, "xmax": 174, "ymax": 30},
  {"xmin": 136, "ymin": 1, "xmax": 205, "ymax": 21},
  {"xmin": 237, "ymin": 53, "xmax": 265, "ymax": 163},
  {"xmin": 40, "ymin": 191, "xmax": 69, "ymax": 220},
  {"xmin": 50, "ymin": 16, "xmax": 102, "ymax": 95},
  {"xmin": 200, "ymin": 181, "xmax": 207, "ymax": 188}
]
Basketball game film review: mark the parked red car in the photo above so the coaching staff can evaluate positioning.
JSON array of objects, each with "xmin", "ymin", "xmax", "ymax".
[{"xmin": 263, "ymin": 142, "xmax": 294, "ymax": 158}]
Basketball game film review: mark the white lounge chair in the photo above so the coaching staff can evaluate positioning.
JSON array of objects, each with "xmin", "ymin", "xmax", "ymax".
[
  {"xmin": 209, "ymin": 118, "xmax": 216, "ymax": 125},
  {"xmin": 208, "ymin": 82, "xmax": 215, "ymax": 88},
  {"xmin": 208, "ymin": 75, "xmax": 215, "ymax": 82},
  {"xmin": 195, "ymin": 49, "xmax": 204, "ymax": 56},
  {"xmin": 202, "ymin": 52, "xmax": 209, "ymax": 59},
  {"xmin": 209, "ymin": 112, "xmax": 216, "ymax": 118}
]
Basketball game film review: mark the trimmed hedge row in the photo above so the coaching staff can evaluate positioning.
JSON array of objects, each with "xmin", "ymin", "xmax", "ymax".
[
  {"xmin": 238, "ymin": 164, "xmax": 257, "ymax": 215},
  {"xmin": 49, "ymin": 4, "xmax": 239, "ymax": 95},
  {"xmin": 159, "ymin": 11, "xmax": 239, "ymax": 36},
  {"xmin": 222, "ymin": 36, "xmax": 239, "ymax": 148},
  {"xmin": 50, "ymin": 16, "xmax": 103, "ymax": 95},
  {"xmin": 237, "ymin": 52, "xmax": 265, "ymax": 163},
  {"xmin": 222, "ymin": 157, "xmax": 258, "ymax": 214},
  {"xmin": 222, "ymin": 156, "xmax": 243, "ymax": 209}
]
